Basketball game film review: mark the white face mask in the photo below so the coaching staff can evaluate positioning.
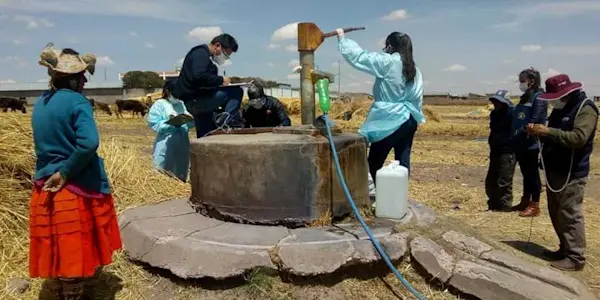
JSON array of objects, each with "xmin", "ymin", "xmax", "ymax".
[
  {"xmin": 213, "ymin": 53, "xmax": 227, "ymax": 65},
  {"xmin": 519, "ymin": 82, "xmax": 529, "ymax": 92},
  {"xmin": 550, "ymin": 99, "xmax": 566, "ymax": 110}
]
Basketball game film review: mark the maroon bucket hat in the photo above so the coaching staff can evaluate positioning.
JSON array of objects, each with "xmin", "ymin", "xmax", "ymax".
[{"xmin": 538, "ymin": 74, "xmax": 583, "ymax": 101}]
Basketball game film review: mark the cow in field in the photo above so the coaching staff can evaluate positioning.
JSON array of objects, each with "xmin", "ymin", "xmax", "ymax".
[
  {"xmin": 0, "ymin": 97, "xmax": 27, "ymax": 113},
  {"xmin": 115, "ymin": 99, "xmax": 147, "ymax": 118},
  {"xmin": 96, "ymin": 102, "xmax": 113, "ymax": 116},
  {"xmin": 87, "ymin": 98, "xmax": 112, "ymax": 116}
]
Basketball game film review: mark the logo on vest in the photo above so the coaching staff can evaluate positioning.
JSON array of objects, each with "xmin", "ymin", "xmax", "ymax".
[{"xmin": 518, "ymin": 112, "xmax": 526, "ymax": 119}]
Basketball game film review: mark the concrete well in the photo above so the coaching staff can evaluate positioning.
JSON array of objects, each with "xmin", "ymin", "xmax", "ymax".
[{"xmin": 189, "ymin": 127, "xmax": 370, "ymax": 227}]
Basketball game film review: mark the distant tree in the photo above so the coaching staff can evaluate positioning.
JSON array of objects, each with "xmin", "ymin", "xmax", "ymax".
[{"xmin": 122, "ymin": 71, "xmax": 165, "ymax": 89}]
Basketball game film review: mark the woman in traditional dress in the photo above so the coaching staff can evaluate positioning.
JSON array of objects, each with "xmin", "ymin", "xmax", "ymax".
[{"xmin": 30, "ymin": 43, "xmax": 122, "ymax": 300}]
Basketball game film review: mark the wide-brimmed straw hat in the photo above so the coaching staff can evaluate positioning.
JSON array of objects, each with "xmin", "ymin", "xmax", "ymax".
[
  {"xmin": 38, "ymin": 43, "xmax": 97, "ymax": 77},
  {"xmin": 538, "ymin": 74, "xmax": 583, "ymax": 101}
]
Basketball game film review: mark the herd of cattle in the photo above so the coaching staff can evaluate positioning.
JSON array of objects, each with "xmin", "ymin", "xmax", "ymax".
[{"xmin": 0, "ymin": 96, "xmax": 149, "ymax": 118}]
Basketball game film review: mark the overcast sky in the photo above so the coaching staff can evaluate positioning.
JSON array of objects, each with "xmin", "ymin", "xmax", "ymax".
[{"xmin": 0, "ymin": 0, "xmax": 599, "ymax": 96}]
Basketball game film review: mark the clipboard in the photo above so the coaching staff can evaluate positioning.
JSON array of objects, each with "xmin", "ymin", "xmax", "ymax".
[{"xmin": 166, "ymin": 114, "xmax": 194, "ymax": 126}]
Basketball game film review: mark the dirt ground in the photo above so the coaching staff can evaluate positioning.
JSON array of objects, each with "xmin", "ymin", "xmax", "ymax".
[{"xmin": 3, "ymin": 102, "xmax": 600, "ymax": 300}]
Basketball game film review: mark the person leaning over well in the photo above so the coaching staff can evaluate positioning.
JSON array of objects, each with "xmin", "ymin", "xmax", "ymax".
[
  {"xmin": 334, "ymin": 29, "xmax": 425, "ymax": 187},
  {"xmin": 172, "ymin": 34, "xmax": 244, "ymax": 138},
  {"xmin": 243, "ymin": 82, "xmax": 292, "ymax": 128},
  {"xmin": 31, "ymin": 43, "xmax": 122, "ymax": 299},
  {"xmin": 526, "ymin": 74, "xmax": 598, "ymax": 271}
]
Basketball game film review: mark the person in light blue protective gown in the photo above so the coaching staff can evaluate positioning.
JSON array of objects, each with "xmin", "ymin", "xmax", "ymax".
[
  {"xmin": 335, "ymin": 29, "xmax": 425, "ymax": 182},
  {"xmin": 147, "ymin": 80, "xmax": 195, "ymax": 182}
]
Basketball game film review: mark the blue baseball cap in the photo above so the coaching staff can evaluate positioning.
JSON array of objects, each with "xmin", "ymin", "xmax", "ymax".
[{"xmin": 489, "ymin": 89, "xmax": 513, "ymax": 107}]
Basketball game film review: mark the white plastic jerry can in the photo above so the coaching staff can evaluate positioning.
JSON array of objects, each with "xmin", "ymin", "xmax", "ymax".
[{"xmin": 375, "ymin": 160, "xmax": 409, "ymax": 219}]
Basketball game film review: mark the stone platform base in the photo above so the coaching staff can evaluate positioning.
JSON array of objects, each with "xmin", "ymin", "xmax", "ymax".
[
  {"xmin": 119, "ymin": 199, "xmax": 596, "ymax": 300},
  {"xmin": 118, "ymin": 199, "xmax": 431, "ymax": 279}
]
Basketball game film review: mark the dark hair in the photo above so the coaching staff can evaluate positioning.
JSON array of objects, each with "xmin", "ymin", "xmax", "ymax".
[
  {"xmin": 211, "ymin": 34, "xmax": 238, "ymax": 52},
  {"xmin": 247, "ymin": 83, "xmax": 265, "ymax": 100},
  {"xmin": 385, "ymin": 32, "xmax": 416, "ymax": 83},
  {"xmin": 163, "ymin": 79, "xmax": 175, "ymax": 98},
  {"xmin": 52, "ymin": 72, "xmax": 84, "ymax": 91},
  {"xmin": 519, "ymin": 68, "xmax": 541, "ymax": 89}
]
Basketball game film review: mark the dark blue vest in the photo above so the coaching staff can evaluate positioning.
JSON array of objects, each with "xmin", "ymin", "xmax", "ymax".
[
  {"xmin": 543, "ymin": 95, "xmax": 598, "ymax": 179},
  {"xmin": 511, "ymin": 91, "xmax": 544, "ymax": 151}
]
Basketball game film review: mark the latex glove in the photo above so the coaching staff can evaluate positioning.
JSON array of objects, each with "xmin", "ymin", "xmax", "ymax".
[
  {"xmin": 336, "ymin": 28, "xmax": 344, "ymax": 40},
  {"xmin": 43, "ymin": 171, "xmax": 66, "ymax": 192}
]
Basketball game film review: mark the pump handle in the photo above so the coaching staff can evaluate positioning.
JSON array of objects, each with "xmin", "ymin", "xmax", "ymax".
[{"xmin": 322, "ymin": 27, "xmax": 366, "ymax": 39}]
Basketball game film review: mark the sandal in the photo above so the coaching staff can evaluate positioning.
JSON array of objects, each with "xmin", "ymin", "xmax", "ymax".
[{"xmin": 58, "ymin": 278, "xmax": 84, "ymax": 300}]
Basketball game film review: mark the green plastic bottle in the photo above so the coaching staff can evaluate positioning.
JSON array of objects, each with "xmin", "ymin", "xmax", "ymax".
[{"xmin": 316, "ymin": 78, "xmax": 331, "ymax": 114}]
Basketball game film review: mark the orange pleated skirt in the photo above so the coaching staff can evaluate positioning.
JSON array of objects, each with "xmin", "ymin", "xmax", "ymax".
[{"xmin": 29, "ymin": 187, "xmax": 122, "ymax": 279}]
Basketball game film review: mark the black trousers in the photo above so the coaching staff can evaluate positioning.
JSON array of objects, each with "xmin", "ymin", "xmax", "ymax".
[
  {"xmin": 485, "ymin": 152, "xmax": 516, "ymax": 210},
  {"xmin": 368, "ymin": 117, "xmax": 418, "ymax": 184},
  {"xmin": 516, "ymin": 149, "xmax": 542, "ymax": 202}
]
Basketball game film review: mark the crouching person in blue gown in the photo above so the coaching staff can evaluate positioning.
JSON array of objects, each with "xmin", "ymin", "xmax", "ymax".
[{"xmin": 147, "ymin": 80, "xmax": 195, "ymax": 182}]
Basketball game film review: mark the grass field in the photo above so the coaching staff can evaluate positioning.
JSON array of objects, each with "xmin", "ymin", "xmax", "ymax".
[{"xmin": 1, "ymin": 98, "xmax": 599, "ymax": 300}]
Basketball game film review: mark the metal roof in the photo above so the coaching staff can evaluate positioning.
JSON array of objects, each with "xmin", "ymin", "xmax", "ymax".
[{"xmin": 0, "ymin": 81, "xmax": 123, "ymax": 92}]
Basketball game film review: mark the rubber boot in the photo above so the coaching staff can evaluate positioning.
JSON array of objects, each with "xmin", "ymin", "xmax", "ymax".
[
  {"xmin": 519, "ymin": 202, "xmax": 540, "ymax": 217},
  {"xmin": 512, "ymin": 196, "xmax": 530, "ymax": 212}
]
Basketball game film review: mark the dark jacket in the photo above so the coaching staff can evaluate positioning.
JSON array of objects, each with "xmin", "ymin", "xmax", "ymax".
[
  {"xmin": 511, "ymin": 89, "xmax": 547, "ymax": 151},
  {"xmin": 489, "ymin": 106, "xmax": 515, "ymax": 154},
  {"xmin": 543, "ymin": 91, "xmax": 599, "ymax": 179},
  {"xmin": 172, "ymin": 44, "xmax": 223, "ymax": 101},
  {"xmin": 243, "ymin": 96, "xmax": 291, "ymax": 128}
]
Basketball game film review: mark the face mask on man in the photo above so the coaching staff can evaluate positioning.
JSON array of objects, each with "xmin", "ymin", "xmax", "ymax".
[
  {"xmin": 213, "ymin": 53, "xmax": 227, "ymax": 65},
  {"xmin": 549, "ymin": 99, "xmax": 566, "ymax": 110},
  {"xmin": 519, "ymin": 82, "xmax": 529, "ymax": 92}
]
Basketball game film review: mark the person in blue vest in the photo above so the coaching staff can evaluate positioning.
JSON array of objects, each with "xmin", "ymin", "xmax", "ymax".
[
  {"xmin": 147, "ymin": 79, "xmax": 195, "ymax": 182},
  {"xmin": 334, "ymin": 29, "xmax": 425, "ymax": 184},
  {"xmin": 172, "ymin": 34, "xmax": 244, "ymax": 138},
  {"xmin": 526, "ymin": 74, "xmax": 598, "ymax": 271},
  {"xmin": 485, "ymin": 90, "xmax": 516, "ymax": 211},
  {"xmin": 511, "ymin": 68, "xmax": 547, "ymax": 217}
]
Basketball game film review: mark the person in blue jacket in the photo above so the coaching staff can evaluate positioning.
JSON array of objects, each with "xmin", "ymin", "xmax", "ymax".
[
  {"xmin": 147, "ymin": 80, "xmax": 195, "ymax": 182},
  {"xmin": 511, "ymin": 68, "xmax": 547, "ymax": 217},
  {"xmin": 335, "ymin": 29, "xmax": 425, "ymax": 184}
]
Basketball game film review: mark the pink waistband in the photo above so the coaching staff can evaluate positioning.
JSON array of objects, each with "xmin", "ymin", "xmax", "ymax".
[{"xmin": 34, "ymin": 179, "xmax": 107, "ymax": 199}]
